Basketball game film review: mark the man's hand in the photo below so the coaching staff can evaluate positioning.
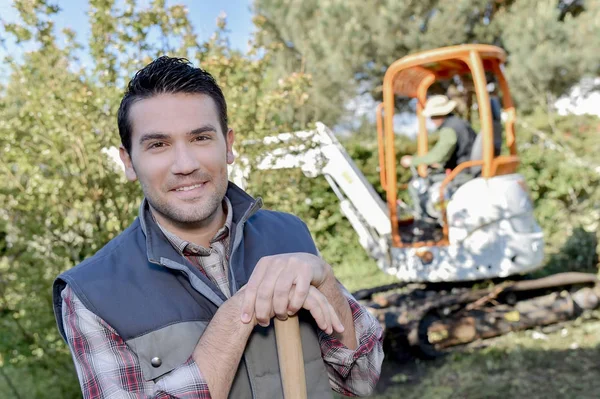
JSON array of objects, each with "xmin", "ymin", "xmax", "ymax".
[
  {"xmin": 240, "ymin": 253, "xmax": 345, "ymax": 335},
  {"xmin": 400, "ymin": 155, "xmax": 413, "ymax": 168}
]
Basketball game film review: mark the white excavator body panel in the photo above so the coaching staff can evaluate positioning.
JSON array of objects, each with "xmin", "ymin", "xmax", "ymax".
[{"xmin": 388, "ymin": 174, "xmax": 544, "ymax": 282}]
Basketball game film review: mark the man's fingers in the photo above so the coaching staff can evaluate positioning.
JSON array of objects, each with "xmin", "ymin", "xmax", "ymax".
[
  {"xmin": 302, "ymin": 287, "xmax": 345, "ymax": 335},
  {"xmin": 288, "ymin": 277, "xmax": 310, "ymax": 315},
  {"xmin": 240, "ymin": 254, "xmax": 337, "ymax": 333},
  {"xmin": 314, "ymin": 288, "xmax": 334, "ymax": 335},
  {"xmin": 240, "ymin": 259, "xmax": 269, "ymax": 323},
  {"xmin": 272, "ymin": 268, "xmax": 295, "ymax": 320},
  {"xmin": 305, "ymin": 287, "xmax": 339, "ymax": 334},
  {"xmin": 303, "ymin": 290, "xmax": 328, "ymax": 333},
  {"xmin": 327, "ymin": 301, "xmax": 345, "ymax": 334},
  {"xmin": 254, "ymin": 260, "xmax": 284, "ymax": 327}
]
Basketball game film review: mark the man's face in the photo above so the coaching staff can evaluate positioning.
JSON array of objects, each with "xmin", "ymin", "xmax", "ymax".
[
  {"xmin": 119, "ymin": 93, "xmax": 235, "ymax": 227},
  {"xmin": 431, "ymin": 116, "xmax": 446, "ymax": 128}
]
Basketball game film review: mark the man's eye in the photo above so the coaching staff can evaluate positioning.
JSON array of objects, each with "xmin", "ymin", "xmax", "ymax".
[
  {"xmin": 148, "ymin": 142, "xmax": 165, "ymax": 149},
  {"xmin": 194, "ymin": 135, "xmax": 210, "ymax": 142}
]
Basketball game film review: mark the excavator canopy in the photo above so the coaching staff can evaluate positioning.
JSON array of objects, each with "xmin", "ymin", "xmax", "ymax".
[{"xmin": 376, "ymin": 44, "xmax": 520, "ymax": 247}]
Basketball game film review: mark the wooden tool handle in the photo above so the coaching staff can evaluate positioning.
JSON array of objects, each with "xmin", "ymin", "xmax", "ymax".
[{"xmin": 274, "ymin": 315, "xmax": 308, "ymax": 399}]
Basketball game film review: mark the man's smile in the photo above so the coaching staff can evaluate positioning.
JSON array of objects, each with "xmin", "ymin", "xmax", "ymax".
[
  {"xmin": 169, "ymin": 181, "xmax": 208, "ymax": 200},
  {"xmin": 173, "ymin": 182, "xmax": 205, "ymax": 192}
]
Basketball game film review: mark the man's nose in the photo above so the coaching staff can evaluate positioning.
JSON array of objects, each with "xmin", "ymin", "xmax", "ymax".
[{"xmin": 170, "ymin": 144, "xmax": 200, "ymax": 175}]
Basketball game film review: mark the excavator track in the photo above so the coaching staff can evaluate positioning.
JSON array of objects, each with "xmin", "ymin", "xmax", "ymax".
[{"xmin": 355, "ymin": 272, "xmax": 600, "ymax": 359}]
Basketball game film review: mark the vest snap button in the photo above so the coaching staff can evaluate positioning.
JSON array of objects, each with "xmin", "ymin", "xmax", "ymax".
[{"xmin": 151, "ymin": 357, "xmax": 162, "ymax": 368}]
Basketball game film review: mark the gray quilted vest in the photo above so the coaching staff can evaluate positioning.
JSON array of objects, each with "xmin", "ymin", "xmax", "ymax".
[{"xmin": 441, "ymin": 114, "xmax": 477, "ymax": 170}]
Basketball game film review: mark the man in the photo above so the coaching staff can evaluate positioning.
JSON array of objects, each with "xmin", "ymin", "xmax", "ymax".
[
  {"xmin": 400, "ymin": 94, "xmax": 476, "ymax": 171},
  {"xmin": 52, "ymin": 56, "xmax": 383, "ymax": 399},
  {"xmin": 400, "ymin": 95, "xmax": 477, "ymax": 222}
]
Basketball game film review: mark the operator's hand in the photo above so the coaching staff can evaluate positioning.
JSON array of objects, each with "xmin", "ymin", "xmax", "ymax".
[
  {"xmin": 400, "ymin": 155, "xmax": 413, "ymax": 168},
  {"xmin": 239, "ymin": 253, "xmax": 345, "ymax": 335}
]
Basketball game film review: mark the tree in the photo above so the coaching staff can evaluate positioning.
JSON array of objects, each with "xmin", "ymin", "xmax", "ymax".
[
  {"xmin": 0, "ymin": 1, "xmax": 311, "ymax": 397},
  {"xmin": 491, "ymin": 0, "xmax": 600, "ymax": 110},
  {"xmin": 254, "ymin": 0, "xmax": 600, "ymax": 124}
]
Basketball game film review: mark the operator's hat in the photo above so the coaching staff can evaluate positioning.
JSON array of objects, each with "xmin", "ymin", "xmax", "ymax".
[{"xmin": 422, "ymin": 95, "xmax": 457, "ymax": 117}]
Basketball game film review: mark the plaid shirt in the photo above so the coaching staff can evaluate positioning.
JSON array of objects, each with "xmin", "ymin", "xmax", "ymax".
[
  {"xmin": 61, "ymin": 202, "xmax": 384, "ymax": 398},
  {"xmin": 155, "ymin": 197, "xmax": 234, "ymax": 298}
]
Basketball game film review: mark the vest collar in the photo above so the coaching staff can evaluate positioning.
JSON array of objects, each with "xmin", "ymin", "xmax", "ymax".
[{"xmin": 439, "ymin": 113, "xmax": 457, "ymax": 129}]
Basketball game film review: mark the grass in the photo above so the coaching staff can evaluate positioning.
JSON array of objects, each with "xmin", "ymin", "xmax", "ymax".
[
  {"xmin": 327, "ymin": 241, "xmax": 398, "ymax": 293},
  {"xmin": 366, "ymin": 314, "xmax": 600, "ymax": 399}
]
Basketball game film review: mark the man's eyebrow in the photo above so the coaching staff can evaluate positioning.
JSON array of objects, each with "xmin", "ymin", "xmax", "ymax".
[
  {"xmin": 188, "ymin": 125, "xmax": 218, "ymax": 136},
  {"xmin": 139, "ymin": 132, "xmax": 170, "ymax": 145},
  {"xmin": 138, "ymin": 125, "xmax": 218, "ymax": 145}
]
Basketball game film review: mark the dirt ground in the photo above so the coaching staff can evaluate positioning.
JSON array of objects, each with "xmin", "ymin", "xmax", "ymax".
[{"xmin": 337, "ymin": 311, "xmax": 600, "ymax": 399}]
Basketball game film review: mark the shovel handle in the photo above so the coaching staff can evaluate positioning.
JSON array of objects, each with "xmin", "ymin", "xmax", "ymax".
[{"xmin": 274, "ymin": 315, "xmax": 308, "ymax": 399}]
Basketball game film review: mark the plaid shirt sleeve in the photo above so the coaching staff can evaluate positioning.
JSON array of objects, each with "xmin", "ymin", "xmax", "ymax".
[
  {"xmin": 318, "ymin": 287, "xmax": 384, "ymax": 397},
  {"xmin": 61, "ymin": 285, "xmax": 211, "ymax": 399}
]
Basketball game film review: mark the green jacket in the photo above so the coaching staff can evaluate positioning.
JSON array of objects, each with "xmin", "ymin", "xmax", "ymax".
[{"xmin": 410, "ymin": 127, "xmax": 457, "ymax": 167}]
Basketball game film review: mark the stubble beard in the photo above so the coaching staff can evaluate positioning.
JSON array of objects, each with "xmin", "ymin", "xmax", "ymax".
[{"xmin": 141, "ymin": 177, "xmax": 228, "ymax": 226}]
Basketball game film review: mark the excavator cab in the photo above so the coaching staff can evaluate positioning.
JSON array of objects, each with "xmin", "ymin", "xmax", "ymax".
[{"xmin": 376, "ymin": 44, "xmax": 545, "ymax": 282}]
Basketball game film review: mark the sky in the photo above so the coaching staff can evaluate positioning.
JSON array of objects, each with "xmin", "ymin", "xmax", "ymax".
[{"xmin": 0, "ymin": 0, "xmax": 255, "ymax": 61}]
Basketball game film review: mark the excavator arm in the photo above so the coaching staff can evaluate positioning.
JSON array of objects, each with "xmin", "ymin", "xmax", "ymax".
[{"xmin": 230, "ymin": 122, "xmax": 392, "ymax": 267}]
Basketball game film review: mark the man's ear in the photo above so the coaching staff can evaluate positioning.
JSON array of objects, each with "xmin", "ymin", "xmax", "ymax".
[
  {"xmin": 119, "ymin": 145, "xmax": 138, "ymax": 182},
  {"xmin": 226, "ymin": 128, "xmax": 236, "ymax": 164}
]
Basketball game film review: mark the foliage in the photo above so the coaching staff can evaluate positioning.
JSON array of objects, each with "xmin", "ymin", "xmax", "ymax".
[
  {"xmin": 253, "ymin": 0, "xmax": 498, "ymax": 124},
  {"xmin": 515, "ymin": 111, "xmax": 600, "ymax": 275},
  {"xmin": 0, "ymin": 1, "xmax": 311, "ymax": 397},
  {"xmin": 492, "ymin": 0, "xmax": 600, "ymax": 109},
  {"xmin": 254, "ymin": 0, "xmax": 600, "ymax": 124}
]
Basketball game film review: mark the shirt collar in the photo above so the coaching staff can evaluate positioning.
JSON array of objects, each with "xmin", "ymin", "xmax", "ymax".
[{"xmin": 153, "ymin": 197, "xmax": 233, "ymax": 256}]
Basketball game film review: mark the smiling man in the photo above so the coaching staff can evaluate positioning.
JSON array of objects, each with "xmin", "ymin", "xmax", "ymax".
[{"xmin": 52, "ymin": 57, "xmax": 383, "ymax": 399}]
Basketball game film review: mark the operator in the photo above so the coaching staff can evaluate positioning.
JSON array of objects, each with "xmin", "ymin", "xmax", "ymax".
[
  {"xmin": 52, "ymin": 57, "xmax": 383, "ymax": 398},
  {"xmin": 400, "ymin": 95, "xmax": 477, "ymax": 222},
  {"xmin": 400, "ymin": 94, "xmax": 476, "ymax": 171}
]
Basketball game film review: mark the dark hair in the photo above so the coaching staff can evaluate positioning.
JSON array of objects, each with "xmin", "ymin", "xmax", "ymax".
[{"xmin": 117, "ymin": 56, "xmax": 228, "ymax": 154}]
